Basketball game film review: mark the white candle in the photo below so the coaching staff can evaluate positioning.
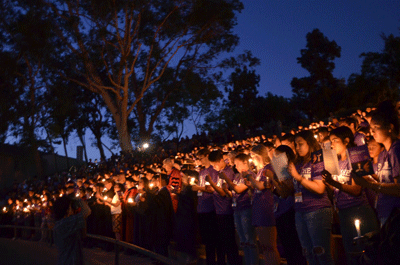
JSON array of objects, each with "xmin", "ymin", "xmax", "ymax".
[{"xmin": 354, "ymin": 219, "xmax": 361, "ymax": 238}]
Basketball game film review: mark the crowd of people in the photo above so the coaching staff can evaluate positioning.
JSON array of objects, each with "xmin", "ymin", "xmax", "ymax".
[{"xmin": 1, "ymin": 100, "xmax": 400, "ymax": 265}]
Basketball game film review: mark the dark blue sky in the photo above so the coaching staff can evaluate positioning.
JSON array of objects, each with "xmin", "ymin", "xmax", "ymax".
[
  {"xmin": 57, "ymin": 0, "xmax": 400, "ymax": 160},
  {"xmin": 234, "ymin": 0, "xmax": 399, "ymax": 98}
]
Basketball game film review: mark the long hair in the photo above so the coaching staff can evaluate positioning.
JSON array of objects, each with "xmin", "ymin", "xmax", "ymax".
[
  {"xmin": 294, "ymin": 130, "xmax": 321, "ymax": 164},
  {"xmin": 371, "ymin": 100, "xmax": 400, "ymax": 139},
  {"xmin": 251, "ymin": 144, "xmax": 270, "ymax": 164}
]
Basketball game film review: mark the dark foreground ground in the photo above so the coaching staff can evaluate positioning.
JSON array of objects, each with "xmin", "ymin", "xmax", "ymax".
[{"xmin": 0, "ymin": 238, "xmax": 155, "ymax": 265}]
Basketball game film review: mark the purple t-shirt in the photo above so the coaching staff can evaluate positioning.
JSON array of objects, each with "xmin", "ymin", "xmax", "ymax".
[
  {"xmin": 213, "ymin": 166, "xmax": 234, "ymax": 215},
  {"xmin": 332, "ymin": 159, "xmax": 368, "ymax": 210},
  {"xmin": 294, "ymin": 161, "xmax": 332, "ymax": 213},
  {"xmin": 197, "ymin": 166, "xmax": 218, "ymax": 213},
  {"xmin": 376, "ymin": 140, "xmax": 400, "ymax": 219},
  {"xmin": 354, "ymin": 132, "xmax": 366, "ymax": 146},
  {"xmin": 273, "ymin": 195, "xmax": 294, "ymax": 219},
  {"xmin": 252, "ymin": 164, "xmax": 276, "ymax": 227},
  {"xmin": 232, "ymin": 170, "xmax": 254, "ymax": 211}
]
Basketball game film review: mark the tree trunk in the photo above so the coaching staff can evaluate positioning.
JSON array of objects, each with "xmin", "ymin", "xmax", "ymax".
[
  {"xmin": 77, "ymin": 131, "xmax": 88, "ymax": 163},
  {"xmin": 94, "ymin": 133, "xmax": 106, "ymax": 161},
  {"xmin": 62, "ymin": 136, "xmax": 70, "ymax": 170},
  {"xmin": 114, "ymin": 113, "xmax": 133, "ymax": 153}
]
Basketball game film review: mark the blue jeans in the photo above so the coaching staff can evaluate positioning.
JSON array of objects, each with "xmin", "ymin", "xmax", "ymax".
[
  {"xmin": 295, "ymin": 207, "xmax": 334, "ymax": 265},
  {"xmin": 234, "ymin": 208, "xmax": 258, "ymax": 265}
]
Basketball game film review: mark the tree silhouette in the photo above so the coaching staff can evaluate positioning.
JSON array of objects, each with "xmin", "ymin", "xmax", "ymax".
[
  {"xmin": 9, "ymin": 0, "xmax": 245, "ymax": 153},
  {"xmin": 291, "ymin": 29, "xmax": 343, "ymax": 120}
]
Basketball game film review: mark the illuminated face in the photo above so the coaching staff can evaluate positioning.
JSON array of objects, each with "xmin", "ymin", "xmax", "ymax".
[
  {"xmin": 368, "ymin": 139, "xmax": 383, "ymax": 159},
  {"xmin": 210, "ymin": 159, "xmax": 225, "ymax": 172},
  {"xmin": 295, "ymin": 136, "xmax": 310, "ymax": 158},
  {"xmin": 329, "ymin": 134, "xmax": 347, "ymax": 157},
  {"xmin": 370, "ymin": 120, "xmax": 390, "ymax": 144},
  {"xmin": 234, "ymin": 159, "xmax": 249, "ymax": 173},
  {"xmin": 250, "ymin": 153, "xmax": 263, "ymax": 168},
  {"xmin": 197, "ymin": 155, "xmax": 207, "ymax": 166}
]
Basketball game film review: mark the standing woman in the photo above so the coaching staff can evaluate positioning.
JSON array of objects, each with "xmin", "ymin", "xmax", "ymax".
[
  {"xmin": 221, "ymin": 153, "xmax": 258, "ymax": 265},
  {"xmin": 287, "ymin": 130, "xmax": 334, "ymax": 265},
  {"xmin": 247, "ymin": 144, "xmax": 281, "ymax": 265},
  {"xmin": 322, "ymin": 126, "xmax": 379, "ymax": 265},
  {"xmin": 353, "ymin": 101, "xmax": 400, "ymax": 226}
]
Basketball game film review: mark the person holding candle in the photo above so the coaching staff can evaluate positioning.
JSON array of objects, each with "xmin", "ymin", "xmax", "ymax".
[
  {"xmin": 321, "ymin": 126, "xmax": 379, "ymax": 265},
  {"xmin": 352, "ymin": 100, "xmax": 400, "ymax": 226},
  {"xmin": 266, "ymin": 144, "xmax": 307, "ymax": 265},
  {"xmin": 122, "ymin": 177, "xmax": 137, "ymax": 244},
  {"xmin": 287, "ymin": 130, "xmax": 334, "ymax": 265},
  {"xmin": 246, "ymin": 144, "xmax": 283, "ymax": 265},
  {"xmin": 103, "ymin": 183, "xmax": 124, "ymax": 241},
  {"xmin": 219, "ymin": 153, "xmax": 258, "ymax": 265},
  {"xmin": 192, "ymin": 148, "xmax": 220, "ymax": 265},
  {"xmin": 207, "ymin": 149, "xmax": 240, "ymax": 265}
]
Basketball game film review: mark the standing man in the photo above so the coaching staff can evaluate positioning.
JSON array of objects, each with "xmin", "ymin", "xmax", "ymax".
[
  {"xmin": 192, "ymin": 148, "xmax": 220, "ymax": 265},
  {"xmin": 207, "ymin": 150, "xmax": 240, "ymax": 265},
  {"xmin": 163, "ymin": 158, "xmax": 182, "ymax": 213}
]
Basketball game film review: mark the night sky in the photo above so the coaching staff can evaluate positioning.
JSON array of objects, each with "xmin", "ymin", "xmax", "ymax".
[
  {"xmin": 57, "ymin": 0, "xmax": 400, "ymax": 159},
  {"xmin": 234, "ymin": 0, "xmax": 399, "ymax": 98}
]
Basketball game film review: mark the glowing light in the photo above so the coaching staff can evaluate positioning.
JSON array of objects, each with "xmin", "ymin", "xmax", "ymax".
[
  {"xmin": 128, "ymin": 198, "xmax": 134, "ymax": 203},
  {"xmin": 3, "ymin": 207, "xmax": 6, "ymax": 212},
  {"xmin": 149, "ymin": 183, "xmax": 154, "ymax": 188},
  {"xmin": 190, "ymin": 177, "xmax": 195, "ymax": 185},
  {"xmin": 205, "ymin": 182, "xmax": 210, "ymax": 186},
  {"xmin": 143, "ymin": 143, "xmax": 149, "ymax": 149},
  {"xmin": 104, "ymin": 196, "xmax": 108, "ymax": 200},
  {"xmin": 314, "ymin": 134, "xmax": 318, "ymax": 139},
  {"xmin": 354, "ymin": 219, "xmax": 361, "ymax": 238}
]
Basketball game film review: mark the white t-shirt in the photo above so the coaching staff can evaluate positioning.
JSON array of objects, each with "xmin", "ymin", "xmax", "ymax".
[{"xmin": 110, "ymin": 194, "xmax": 122, "ymax": 215}]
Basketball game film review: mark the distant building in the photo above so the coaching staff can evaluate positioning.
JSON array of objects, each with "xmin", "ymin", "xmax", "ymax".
[{"xmin": 0, "ymin": 144, "xmax": 84, "ymax": 190}]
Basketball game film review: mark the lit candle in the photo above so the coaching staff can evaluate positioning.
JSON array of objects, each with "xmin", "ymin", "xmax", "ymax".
[
  {"xmin": 149, "ymin": 183, "xmax": 154, "ymax": 188},
  {"xmin": 104, "ymin": 196, "xmax": 108, "ymax": 201},
  {"xmin": 190, "ymin": 178, "xmax": 195, "ymax": 185},
  {"xmin": 24, "ymin": 199, "xmax": 27, "ymax": 202},
  {"xmin": 128, "ymin": 198, "xmax": 134, "ymax": 203},
  {"xmin": 102, "ymin": 179, "xmax": 106, "ymax": 182},
  {"xmin": 354, "ymin": 219, "xmax": 361, "ymax": 238},
  {"xmin": 2, "ymin": 207, "xmax": 6, "ymax": 212},
  {"xmin": 59, "ymin": 194, "xmax": 63, "ymax": 197},
  {"xmin": 76, "ymin": 193, "xmax": 80, "ymax": 197},
  {"xmin": 205, "ymin": 181, "xmax": 210, "ymax": 186}
]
